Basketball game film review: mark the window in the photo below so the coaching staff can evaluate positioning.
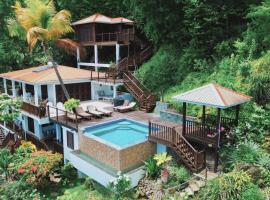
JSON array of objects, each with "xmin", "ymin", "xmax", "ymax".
[
  {"xmin": 67, "ymin": 131, "xmax": 74, "ymax": 149},
  {"xmin": 28, "ymin": 117, "xmax": 35, "ymax": 134}
]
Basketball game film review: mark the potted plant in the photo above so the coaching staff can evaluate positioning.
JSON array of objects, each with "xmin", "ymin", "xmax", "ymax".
[{"xmin": 64, "ymin": 98, "xmax": 80, "ymax": 112}]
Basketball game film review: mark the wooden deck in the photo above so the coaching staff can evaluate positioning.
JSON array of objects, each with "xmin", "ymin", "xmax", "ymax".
[{"xmin": 50, "ymin": 109, "xmax": 161, "ymax": 131}]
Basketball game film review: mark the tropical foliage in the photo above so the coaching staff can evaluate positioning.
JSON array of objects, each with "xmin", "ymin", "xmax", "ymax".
[
  {"xmin": 64, "ymin": 98, "xmax": 80, "ymax": 111},
  {"xmin": 7, "ymin": 0, "xmax": 73, "ymax": 55},
  {"xmin": 0, "ymin": 94, "xmax": 22, "ymax": 122}
]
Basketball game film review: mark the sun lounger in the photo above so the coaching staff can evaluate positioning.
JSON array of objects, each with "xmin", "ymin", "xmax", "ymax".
[
  {"xmin": 75, "ymin": 107, "xmax": 92, "ymax": 119},
  {"xmin": 67, "ymin": 112, "xmax": 82, "ymax": 122},
  {"xmin": 115, "ymin": 102, "xmax": 136, "ymax": 113},
  {"xmin": 96, "ymin": 107, "xmax": 112, "ymax": 116},
  {"xmin": 87, "ymin": 105, "xmax": 103, "ymax": 118},
  {"xmin": 113, "ymin": 100, "xmax": 129, "ymax": 111}
]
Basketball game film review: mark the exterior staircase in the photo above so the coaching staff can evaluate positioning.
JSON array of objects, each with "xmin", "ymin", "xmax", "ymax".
[
  {"xmin": 123, "ymin": 71, "xmax": 156, "ymax": 112},
  {"xmin": 149, "ymin": 121, "xmax": 205, "ymax": 172},
  {"xmin": 105, "ymin": 44, "xmax": 156, "ymax": 112}
]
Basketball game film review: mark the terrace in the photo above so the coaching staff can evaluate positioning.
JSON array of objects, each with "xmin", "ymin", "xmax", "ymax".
[{"xmin": 48, "ymin": 101, "xmax": 160, "ymax": 131}]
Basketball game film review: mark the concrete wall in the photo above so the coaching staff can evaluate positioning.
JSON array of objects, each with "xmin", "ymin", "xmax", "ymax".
[{"xmin": 63, "ymin": 127, "xmax": 79, "ymax": 162}]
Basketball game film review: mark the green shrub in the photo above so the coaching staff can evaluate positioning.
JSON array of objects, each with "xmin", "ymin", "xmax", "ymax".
[
  {"xmin": 64, "ymin": 98, "xmax": 80, "ymax": 111},
  {"xmin": 61, "ymin": 163, "xmax": 77, "ymax": 183},
  {"xmin": 168, "ymin": 165, "xmax": 190, "ymax": 184},
  {"xmin": 240, "ymin": 184, "xmax": 265, "ymax": 200},
  {"xmin": 84, "ymin": 177, "xmax": 94, "ymax": 191},
  {"xmin": 108, "ymin": 172, "xmax": 131, "ymax": 200},
  {"xmin": 0, "ymin": 180, "xmax": 41, "ymax": 200},
  {"xmin": 199, "ymin": 171, "xmax": 253, "ymax": 200},
  {"xmin": 143, "ymin": 157, "xmax": 162, "ymax": 179}
]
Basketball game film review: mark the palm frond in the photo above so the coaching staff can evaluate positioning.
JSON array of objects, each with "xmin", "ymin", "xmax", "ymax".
[
  {"xmin": 48, "ymin": 10, "xmax": 73, "ymax": 39},
  {"xmin": 7, "ymin": 18, "xmax": 26, "ymax": 39},
  {"xmin": 55, "ymin": 39, "xmax": 86, "ymax": 59},
  {"xmin": 27, "ymin": 27, "xmax": 48, "ymax": 52}
]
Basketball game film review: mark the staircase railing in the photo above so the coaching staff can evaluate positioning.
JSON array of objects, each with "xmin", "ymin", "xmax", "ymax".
[{"xmin": 149, "ymin": 120, "xmax": 205, "ymax": 171}]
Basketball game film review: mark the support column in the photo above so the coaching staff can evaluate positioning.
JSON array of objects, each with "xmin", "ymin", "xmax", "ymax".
[
  {"xmin": 116, "ymin": 44, "xmax": 120, "ymax": 64},
  {"xmin": 202, "ymin": 105, "xmax": 206, "ymax": 124},
  {"xmin": 56, "ymin": 124, "xmax": 62, "ymax": 142},
  {"xmin": 235, "ymin": 105, "xmax": 240, "ymax": 126},
  {"xmin": 3, "ymin": 78, "xmax": 7, "ymax": 94},
  {"xmin": 76, "ymin": 48, "xmax": 80, "ymax": 69},
  {"xmin": 52, "ymin": 84, "xmax": 57, "ymax": 105},
  {"xmin": 182, "ymin": 102, "xmax": 187, "ymax": 135},
  {"xmin": 214, "ymin": 108, "xmax": 222, "ymax": 172},
  {"xmin": 11, "ymin": 80, "xmax": 16, "ymax": 97},
  {"xmin": 94, "ymin": 45, "xmax": 98, "ymax": 71},
  {"xmin": 113, "ymin": 85, "xmax": 117, "ymax": 98},
  {"xmin": 34, "ymin": 85, "xmax": 39, "ymax": 106},
  {"xmin": 22, "ymin": 82, "xmax": 26, "ymax": 101}
]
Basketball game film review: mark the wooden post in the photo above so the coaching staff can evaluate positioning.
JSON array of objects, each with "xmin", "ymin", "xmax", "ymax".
[
  {"xmin": 235, "ymin": 105, "xmax": 240, "ymax": 126},
  {"xmin": 182, "ymin": 102, "xmax": 187, "ymax": 136},
  {"xmin": 214, "ymin": 108, "xmax": 221, "ymax": 172},
  {"xmin": 202, "ymin": 105, "xmax": 206, "ymax": 124}
]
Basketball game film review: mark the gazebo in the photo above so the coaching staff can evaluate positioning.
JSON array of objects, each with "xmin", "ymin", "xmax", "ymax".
[{"xmin": 172, "ymin": 83, "xmax": 252, "ymax": 171}]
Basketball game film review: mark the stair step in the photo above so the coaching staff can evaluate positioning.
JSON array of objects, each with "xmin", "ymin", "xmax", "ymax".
[
  {"xmin": 189, "ymin": 183, "xmax": 200, "ymax": 192},
  {"xmin": 185, "ymin": 187, "xmax": 194, "ymax": 196},
  {"xmin": 195, "ymin": 180, "xmax": 205, "ymax": 188}
]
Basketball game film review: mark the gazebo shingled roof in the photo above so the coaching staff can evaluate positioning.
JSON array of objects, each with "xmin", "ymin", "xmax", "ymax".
[
  {"xmin": 172, "ymin": 83, "xmax": 252, "ymax": 109},
  {"xmin": 72, "ymin": 13, "xmax": 134, "ymax": 26}
]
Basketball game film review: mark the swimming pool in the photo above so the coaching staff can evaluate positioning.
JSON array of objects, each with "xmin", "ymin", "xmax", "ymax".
[{"xmin": 83, "ymin": 119, "xmax": 148, "ymax": 148}]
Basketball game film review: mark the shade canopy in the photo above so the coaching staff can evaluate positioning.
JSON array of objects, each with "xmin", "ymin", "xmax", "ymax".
[
  {"xmin": 72, "ymin": 13, "xmax": 134, "ymax": 26},
  {"xmin": 172, "ymin": 83, "xmax": 252, "ymax": 109},
  {"xmin": 0, "ymin": 65, "xmax": 103, "ymax": 84}
]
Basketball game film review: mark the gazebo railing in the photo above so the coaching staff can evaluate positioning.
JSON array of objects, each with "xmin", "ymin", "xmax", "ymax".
[
  {"xmin": 204, "ymin": 114, "xmax": 236, "ymax": 129},
  {"xmin": 184, "ymin": 120, "xmax": 218, "ymax": 145}
]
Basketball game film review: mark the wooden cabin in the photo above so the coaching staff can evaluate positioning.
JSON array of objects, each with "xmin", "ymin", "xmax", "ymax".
[
  {"xmin": 72, "ymin": 13, "xmax": 152, "ymax": 72},
  {"xmin": 72, "ymin": 13, "xmax": 135, "ymax": 45}
]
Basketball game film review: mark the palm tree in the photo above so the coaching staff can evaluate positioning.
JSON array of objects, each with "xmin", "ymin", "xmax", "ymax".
[{"xmin": 7, "ymin": 0, "xmax": 82, "ymax": 100}]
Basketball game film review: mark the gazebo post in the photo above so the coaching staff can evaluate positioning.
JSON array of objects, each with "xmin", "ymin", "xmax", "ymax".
[
  {"xmin": 235, "ymin": 105, "xmax": 240, "ymax": 126},
  {"xmin": 214, "ymin": 108, "xmax": 221, "ymax": 172},
  {"xmin": 182, "ymin": 102, "xmax": 187, "ymax": 136},
  {"xmin": 202, "ymin": 105, "xmax": 206, "ymax": 125}
]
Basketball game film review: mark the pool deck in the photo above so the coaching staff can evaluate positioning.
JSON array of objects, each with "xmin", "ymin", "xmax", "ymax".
[{"xmin": 50, "ymin": 108, "xmax": 161, "ymax": 131}]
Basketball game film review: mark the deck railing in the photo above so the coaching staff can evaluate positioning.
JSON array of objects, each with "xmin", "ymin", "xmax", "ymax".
[
  {"xmin": 185, "ymin": 120, "xmax": 218, "ymax": 145},
  {"xmin": 21, "ymin": 101, "xmax": 47, "ymax": 118},
  {"xmin": 47, "ymin": 105, "xmax": 80, "ymax": 131},
  {"xmin": 204, "ymin": 114, "xmax": 236, "ymax": 129},
  {"xmin": 149, "ymin": 120, "xmax": 205, "ymax": 171},
  {"xmin": 95, "ymin": 29, "xmax": 135, "ymax": 43}
]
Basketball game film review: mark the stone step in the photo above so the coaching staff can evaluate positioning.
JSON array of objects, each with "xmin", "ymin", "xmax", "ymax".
[
  {"xmin": 195, "ymin": 180, "xmax": 206, "ymax": 188},
  {"xmin": 185, "ymin": 187, "xmax": 194, "ymax": 196},
  {"xmin": 189, "ymin": 182, "xmax": 200, "ymax": 192}
]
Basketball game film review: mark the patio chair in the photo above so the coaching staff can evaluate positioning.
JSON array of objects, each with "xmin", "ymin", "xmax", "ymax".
[
  {"xmin": 56, "ymin": 102, "xmax": 65, "ymax": 115},
  {"xmin": 75, "ymin": 107, "xmax": 92, "ymax": 120},
  {"xmin": 115, "ymin": 102, "xmax": 136, "ymax": 113},
  {"xmin": 96, "ymin": 107, "xmax": 113, "ymax": 116},
  {"xmin": 87, "ymin": 105, "xmax": 103, "ymax": 118},
  {"xmin": 113, "ymin": 100, "xmax": 129, "ymax": 111}
]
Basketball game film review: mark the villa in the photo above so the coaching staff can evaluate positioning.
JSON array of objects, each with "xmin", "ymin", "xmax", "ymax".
[{"xmin": 0, "ymin": 13, "xmax": 252, "ymax": 187}]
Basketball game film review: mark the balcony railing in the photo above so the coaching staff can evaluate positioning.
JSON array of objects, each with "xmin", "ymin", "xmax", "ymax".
[{"xmin": 21, "ymin": 101, "xmax": 47, "ymax": 118}]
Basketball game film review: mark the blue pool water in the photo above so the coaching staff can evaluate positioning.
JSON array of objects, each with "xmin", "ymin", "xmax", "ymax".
[{"xmin": 83, "ymin": 119, "xmax": 148, "ymax": 148}]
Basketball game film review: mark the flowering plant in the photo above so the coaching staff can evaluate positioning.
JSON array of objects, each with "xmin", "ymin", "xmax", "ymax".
[{"xmin": 108, "ymin": 171, "xmax": 131, "ymax": 199}]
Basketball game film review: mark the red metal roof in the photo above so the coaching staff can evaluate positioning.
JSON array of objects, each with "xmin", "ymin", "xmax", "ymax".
[
  {"xmin": 0, "ymin": 65, "xmax": 105, "ymax": 84},
  {"xmin": 72, "ymin": 13, "xmax": 134, "ymax": 26},
  {"xmin": 172, "ymin": 83, "xmax": 252, "ymax": 108}
]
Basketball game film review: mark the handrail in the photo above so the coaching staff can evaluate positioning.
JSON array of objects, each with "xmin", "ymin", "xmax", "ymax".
[
  {"xmin": 123, "ymin": 73, "xmax": 145, "ymax": 95},
  {"xmin": 47, "ymin": 105, "xmax": 79, "ymax": 130}
]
